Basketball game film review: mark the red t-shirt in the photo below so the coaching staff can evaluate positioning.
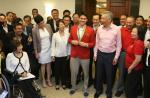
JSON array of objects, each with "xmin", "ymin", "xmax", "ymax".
[
  {"xmin": 125, "ymin": 40, "xmax": 144, "ymax": 71},
  {"xmin": 121, "ymin": 27, "xmax": 134, "ymax": 51}
]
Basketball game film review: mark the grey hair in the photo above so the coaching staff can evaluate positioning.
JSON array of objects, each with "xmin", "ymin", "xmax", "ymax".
[{"xmin": 102, "ymin": 11, "xmax": 113, "ymax": 21}]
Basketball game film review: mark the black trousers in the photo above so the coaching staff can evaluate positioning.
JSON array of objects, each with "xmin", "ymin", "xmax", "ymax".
[
  {"xmin": 54, "ymin": 57, "xmax": 67, "ymax": 85},
  {"xmin": 89, "ymin": 48, "xmax": 94, "ymax": 83},
  {"xmin": 28, "ymin": 53, "xmax": 40, "ymax": 78},
  {"xmin": 95, "ymin": 50, "xmax": 115, "ymax": 96},
  {"xmin": 143, "ymin": 67, "xmax": 150, "ymax": 98},
  {"xmin": 18, "ymin": 79, "xmax": 40, "ymax": 98},
  {"xmin": 125, "ymin": 70, "xmax": 142, "ymax": 98}
]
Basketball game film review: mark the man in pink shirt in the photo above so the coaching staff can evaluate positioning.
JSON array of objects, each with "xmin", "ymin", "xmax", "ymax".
[{"xmin": 94, "ymin": 11, "xmax": 122, "ymax": 98}]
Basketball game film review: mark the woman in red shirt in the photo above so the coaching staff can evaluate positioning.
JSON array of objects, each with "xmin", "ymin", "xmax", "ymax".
[{"xmin": 125, "ymin": 25, "xmax": 146, "ymax": 98}]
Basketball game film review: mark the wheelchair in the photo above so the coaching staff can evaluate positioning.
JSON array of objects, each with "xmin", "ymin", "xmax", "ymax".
[
  {"xmin": 4, "ymin": 70, "xmax": 43, "ymax": 98},
  {"xmin": 0, "ymin": 74, "xmax": 10, "ymax": 98}
]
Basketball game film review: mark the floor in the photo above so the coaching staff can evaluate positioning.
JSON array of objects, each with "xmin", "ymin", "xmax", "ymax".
[{"xmin": 39, "ymin": 79, "xmax": 126, "ymax": 98}]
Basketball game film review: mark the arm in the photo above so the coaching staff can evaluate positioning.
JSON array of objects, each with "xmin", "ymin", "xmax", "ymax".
[
  {"xmin": 24, "ymin": 52, "xmax": 30, "ymax": 72},
  {"xmin": 94, "ymin": 28, "xmax": 100, "ymax": 60},
  {"xmin": 51, "ymin": 34, "xmax": 56, "ymax": 57},
  {"xmin": 6, "ymin": 54, "xmax": 14, "ymax": 72},
  {"xmin": 88, "ymin": 29, "xmax": 96, "ymax": 48},
  {"xmin": 128, "ymin": 55, "xmax": 142, "ymax": 73},
  {"xmin": 114, "ymin": 28, "xmax": 122, "ymax": 60},
  {"xmin": 128, "ymin": 41, "xmax": 144, "ymax": 73},
  {"xmin": 68, "ymin": 26, "xmax": 79, "ymax": 45},
  {"xmin": 32, "ymin": 28, "xmax": 39, "ymax": 58}
]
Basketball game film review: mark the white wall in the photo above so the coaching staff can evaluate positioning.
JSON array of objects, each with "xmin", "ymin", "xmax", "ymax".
[
  {"xmin": 0, "ymin": 0, "xmax": 75, "ymax": 20},
  {"xmin": 139, "ymin": 0, "xmax": 150, "ymax": 19}
]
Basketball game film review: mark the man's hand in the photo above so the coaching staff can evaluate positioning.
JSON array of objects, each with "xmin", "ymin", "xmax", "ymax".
[
  {"xmin": 128, "ymin": 66, "xmax": 133, "ymax": 74},
  {"xmin": 79, "ymin": 42, "xmax": 88, "ymax": 47},
  {"xmin": 22, "ymin": 72, "xmax": 27, "ymax": 77},
  {"xmin": 71, "ymin": 40, "xmax": 79, "ymax": 45},
  {"xmin": 94, "ymin": 56, "xmax": 97, "ymax": 61},
  {"xmin": 51, "ymin": 56, "xmax": 55, "ymax": 62},
  {"xmin": 35, "ymin": 53, "xmax": 39, "ymax": 59},
  {"xmin": 112, "ymin": 58, "xmax": 118, "ymax": 65}
]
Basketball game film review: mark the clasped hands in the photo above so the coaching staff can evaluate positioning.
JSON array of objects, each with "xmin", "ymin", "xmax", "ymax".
[{"xmin": 71, "ymin": 40, "xmax": 88, "ymax": 47}]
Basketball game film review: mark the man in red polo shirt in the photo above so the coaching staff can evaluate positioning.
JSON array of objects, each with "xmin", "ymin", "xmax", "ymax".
[
  {"xmin": 68, "ymin": 13, "xmax": 95, "ymax": 97},
  {"xmin": 115, "ymin": 16, "xmax": 135, "ymax": 97}
]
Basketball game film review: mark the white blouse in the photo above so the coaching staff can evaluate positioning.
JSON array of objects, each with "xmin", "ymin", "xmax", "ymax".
[
  {"xmin": 51, "ymin": 31, "xmax": 70, "ymax": 57},
  {"xmin": 6, "ymin": 52, "xmax": 30, "ymax": 74}
]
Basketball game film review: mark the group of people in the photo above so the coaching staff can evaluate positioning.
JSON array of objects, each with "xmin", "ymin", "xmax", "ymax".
[{"xmin": 0, "ymin": 8, "xmax": 150, "ymax": 98}]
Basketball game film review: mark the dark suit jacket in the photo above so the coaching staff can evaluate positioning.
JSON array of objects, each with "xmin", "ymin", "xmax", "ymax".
[
  {"xmin": 47, "ymin": 19, "xmax": 61, "ymax": 33},
  {"xmin": 4, "ymin": 32, "xmax": 29, "ymax": 55},
  {"xmin": 25, "ymin": 24, "xmax": 33, "ymax": 36}
]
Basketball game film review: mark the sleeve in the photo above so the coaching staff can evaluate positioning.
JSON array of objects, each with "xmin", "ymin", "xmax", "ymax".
[
  {"xmin": 68, "ymin": 26, "xmax": 74, "ymax": 44},
  {"xmin": 114, "ymin": 28, "xmax": 122, "ymax": 60},
  {"xmin": 87, "ymin": 28, "xmax": 95, "ymax": 48},
  {"xmin": 24, "ymin": 52, "xmax": 30, "ymax": 72},
  {"xmin": 32, "ymin": 28, "xmax": 38, "ymax": 53},
  {"xmin": 134, "ymin": 41, "xmax": 144, "ymax": 55},
  {"xmin": 6, "ymin": 54, "xmax": 14, "ymax": 72},
  {"xmin": 51, "ymin": 34, "xmax": 56, "ymax": 57},
  {"xmin": 94, "ymin": 27, "xmax": 100, "ymax": 58}
]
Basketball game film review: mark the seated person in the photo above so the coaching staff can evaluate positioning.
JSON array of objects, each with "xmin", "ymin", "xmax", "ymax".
[{"xmin": 5, "ymin": 40, "xmax": 41, "ymax": 98}]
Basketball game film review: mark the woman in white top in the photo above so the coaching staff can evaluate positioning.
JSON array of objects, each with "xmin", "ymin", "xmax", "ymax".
[
  {"xmin": 32, "ymin": 15, "xmax": 53, "ymax": 88},
  {"xmin": 6, "ymin": 40, "xmax": 41, "ymax": 98},
  {"xmin": 51, "ymin": 20, "xmax": 70, "ymax": 90}
]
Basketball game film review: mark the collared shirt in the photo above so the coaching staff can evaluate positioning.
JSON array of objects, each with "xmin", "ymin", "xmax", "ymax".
[
  {"xmin": 64, "ymin": 26, "xmax": 69, "ymax": 34},
  {"xmin": 93, "ymin": 24, "xmax": 100, "ymax": 32},
  {"xmin": 53, "ymin": 19, "xmax": 57, "ymax": 31},
  {"xmin": 144, "ymin": 29, "xmax": 150, "ymax": 45},
  {"xmin": 51, "ymin": 31, "xmax": 70, "ymax": 57},
  {"xmin": 3, "ymin": 25, "xmax": 8, "ymax": 33},
  {"xmin": 121, "ymin": 27, "xmax": 133, "ymax": 51},
  {"xmin": 77, "ymin": 26, "xmax": 86, "ymax": 41},
  {"xmin": 146, "ymin": 49, "xmax": 150, "ymax": 66},
  {"xmin": 94, "ymin": 23, "xmax": 122, "ymax": 60},
  {"xmin": 125, "ymin": 40, "xmax": 144, "ymax": 70}
]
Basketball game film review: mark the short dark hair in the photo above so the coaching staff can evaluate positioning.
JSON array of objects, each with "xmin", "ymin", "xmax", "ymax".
[
  {"xmin": 63, "ymin": 15, "xmax": 71, "ymax": 21},
  {"xmin": 63, "ymin": 10, "xmax": 71, "ymax": 15},
  {"xmin": 72, "ymin": 13, "xmax": 79, "ymax": 17},
  {"xmin": 12, "ymin": 17, "xmax": 23, "ymax": 27},
  {"xmin": 23, "ymin": 15, "xmax": 31, "ymax": 20},
  {"xmin": 6, "ymin": 11, "xmax": 13, "ymax": 16},
  {"xmin": 13, "ymin": 23, "xmax": 23, "ymax": 29},
  {"xmin": 51, "ymin": 9, "xmax": 59, "ymax": 13},
  {"xmin": 136, "ymin": 15, "xmax": 145, "ymax": 21},
  {"xmin": 133, "ymin": 25, "xmax": 147, "ymax": 41},
  {"xmin": 32, "ymin": 8, "xmax": 38, "ymax": 12},
  {"xmin": 11, "ymin": 40, "xmax": 22, "ymax": 51},
  {"xmin": 58, "ymin": 20, "xmax": 65, "ymax": 27},
  {"xmin": 0, "ymin": 13, "xmax": 5, "ymax": 17},
  {"xmin": 79, "ymin": 13, "xmax": 88, "ymax": 18},
  {"xmin": 34, "ymin": 15, "xmax": 44, "ymax": 24},
  {"xmin": 92, "ymin": 14, "xmax": 101, "ymax": 19}
]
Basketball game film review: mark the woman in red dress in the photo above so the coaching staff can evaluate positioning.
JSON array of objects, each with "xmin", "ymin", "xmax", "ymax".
[{"xmin": 125, "ymin": 25, "xmax": 146, "ymax": 98}]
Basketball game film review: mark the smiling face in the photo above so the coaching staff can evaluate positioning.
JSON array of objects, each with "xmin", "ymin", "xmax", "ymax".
[
  {"xmin": 16, "ymin": 44, "xmax": 23, "ymax": 53},
  {"xmin": 79, "ymin": 15, "xmax": 87, "ymax": 26},
  {"xmin": 131, "ymin": 27, "xmax": 138, "ymax": 39},
  {"xmin": 136, "ymin": 17, "xmax": 144, "ymax": 26},
  {"xmin": 92, "ymin": 15, "xmax": 100, "ymax": 26},
  {"xmin": 58, "ymin": 21, "xmax": 65, "ymax": 31}
]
